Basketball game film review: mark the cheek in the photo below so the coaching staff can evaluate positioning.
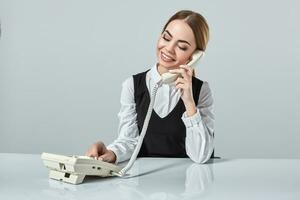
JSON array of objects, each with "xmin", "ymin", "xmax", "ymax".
[
  {"xmin": 156, "ymin": 38, "xmax": 164, "ymax": 51},
  {"xmin": 156, "ymin": 39, "xmax": 165, "ymax": 59},
  {"xmin": 176, "ymin": 51, "xmax": 191, "ymax": 64}
]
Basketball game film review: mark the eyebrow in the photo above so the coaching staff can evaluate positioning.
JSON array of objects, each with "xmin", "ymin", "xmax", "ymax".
[{"xmin": 165, "ymin": 30, "xmax": 191, "ymax": 46}]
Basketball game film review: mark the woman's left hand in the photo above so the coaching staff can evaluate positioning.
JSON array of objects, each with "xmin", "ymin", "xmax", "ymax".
[{"xmin": 169, "ymin": 65, "xmax": 196, "ymax": 115}]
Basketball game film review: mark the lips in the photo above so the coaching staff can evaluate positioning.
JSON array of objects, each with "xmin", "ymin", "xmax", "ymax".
[{"xmin": 161, "ymin": 51, "xmax": 175, "ymax": 62}]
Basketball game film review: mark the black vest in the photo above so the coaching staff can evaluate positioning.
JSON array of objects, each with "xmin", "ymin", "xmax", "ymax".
[{"xmin": 133, "ymin": 70, "xmax": 203, "ymax": 158}]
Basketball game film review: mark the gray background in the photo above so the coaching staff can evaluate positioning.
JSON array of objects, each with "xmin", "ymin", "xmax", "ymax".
[{"xmin": 0, "ymin": 0, "xmax": 299, "ymax": 158}]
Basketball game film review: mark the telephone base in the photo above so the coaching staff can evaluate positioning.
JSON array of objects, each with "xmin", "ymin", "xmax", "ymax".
[
  {"xmin": 49, "ymin": 170, "xmax": 85, "ymax": 184},
  {"xmin": 41, "ymin": 152, "xmax": 122, "ymax": 184}
]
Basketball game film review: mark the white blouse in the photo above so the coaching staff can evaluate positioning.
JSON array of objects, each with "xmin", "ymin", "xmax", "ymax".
[{"xmin": 107, "ymin": 63, "xmax": 215, "ymax": 164}]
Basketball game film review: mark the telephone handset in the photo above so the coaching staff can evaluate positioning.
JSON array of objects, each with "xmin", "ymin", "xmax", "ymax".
[{"xmin": 161, "ymin": 50, "xmax": 205, "ymax": 84}]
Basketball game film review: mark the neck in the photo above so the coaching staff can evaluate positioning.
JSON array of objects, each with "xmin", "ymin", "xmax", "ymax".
[{"xmin": 157, "ymin": 64, "xmax": 166, "ymax": 75}]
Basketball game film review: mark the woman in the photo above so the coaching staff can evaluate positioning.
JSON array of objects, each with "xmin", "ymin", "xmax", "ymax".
[{"xmin": 86, "ymin": 10, "xmax": 214, "ymax": 164}]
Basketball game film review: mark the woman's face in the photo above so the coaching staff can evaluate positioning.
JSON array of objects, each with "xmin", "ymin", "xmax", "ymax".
[{"xmin": 156, "ymin": 19, "xmax": 197, "ymax": 70}]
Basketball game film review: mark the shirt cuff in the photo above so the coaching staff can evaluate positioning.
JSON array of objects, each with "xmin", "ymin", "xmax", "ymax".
[{"xmin": 181, "ymin": 109, "xmax": 202, "ymax": 128}]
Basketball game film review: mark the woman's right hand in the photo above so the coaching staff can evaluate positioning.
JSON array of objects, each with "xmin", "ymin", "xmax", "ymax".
[{"xmin": 85, "ymin": 141, "xmax": 116, "ymax": 163}]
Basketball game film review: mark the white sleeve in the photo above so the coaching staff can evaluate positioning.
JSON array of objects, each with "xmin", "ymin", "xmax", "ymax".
[
  {"xmin": 106, "ymin": 76, "xmax": 139, "ymax": 163},
  {"xmin": 181, "ymin": 81, "xmax": 215, "ymax": 164}
]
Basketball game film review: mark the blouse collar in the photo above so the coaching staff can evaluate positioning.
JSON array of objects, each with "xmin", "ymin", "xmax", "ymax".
[{"xmin": 150, "ymin": 63, "xmax": 162, "ymax": 84}]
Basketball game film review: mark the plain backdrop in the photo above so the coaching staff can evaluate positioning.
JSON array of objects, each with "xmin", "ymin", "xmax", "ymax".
[{"xmin": 0, "ymin": 0, "xmax": 299, "ymax": 158}]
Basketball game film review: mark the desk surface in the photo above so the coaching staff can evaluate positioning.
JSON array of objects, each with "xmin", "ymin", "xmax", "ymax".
[{"xmin": 0, "ymin": 153, "xmax": 299, "ymax": 200}]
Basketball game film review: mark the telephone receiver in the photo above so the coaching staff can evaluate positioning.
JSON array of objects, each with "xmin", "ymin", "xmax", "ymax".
[{"xmin": 161, "ymin": 50, "xmax": 205, "ymax": 84}]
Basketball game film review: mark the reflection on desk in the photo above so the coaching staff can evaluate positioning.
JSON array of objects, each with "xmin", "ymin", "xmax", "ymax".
[
  {"xmin": 44, "ymin": 158, "xmax": 214, "ymax": 200},
  {"xmin": 0, "ymin": 154, "xmax": 299, "ymax": 200}
]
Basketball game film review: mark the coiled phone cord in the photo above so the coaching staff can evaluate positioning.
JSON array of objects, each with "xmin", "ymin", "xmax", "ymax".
[{"xmin": 117, "ymin": 81, "xmax": 162, "ymax": 177}]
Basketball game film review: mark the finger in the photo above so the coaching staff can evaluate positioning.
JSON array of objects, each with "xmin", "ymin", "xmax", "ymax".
[
  {"xmin": 90, "ymin": 152, "xmax": 99, "ymax": 158},
  {"xmin": 94, "ymin": 141, "xmax": 107, "ymax": 155},
  {"xmin": 175, "ymin": 83, "xmax": 185, "ymax": 92},
  {"xmin": 86, "ymin": 147, "xmax": 99, "ymax": 157},
  {"xmin": 168, "ymin": 68, "xmax": 186, "ymax": 78},
  {"xmin": 176, "ymin": 83, "xmax": 188, "ymax": 90},
  {"xmin": 170, "ymin": 67, "xmax": 189, "ymax": 81},
  {"xmin": 97, "ymin": 156, "xmax": 103, "ymax": 161},
  {"xmin": 179, "ymin": 65, "xmax": 194, "ymax": 75},
  {"xmin": 175, "ymin": 77, "xmax": 187, "ymax": 86},
  {"xmin": 175, "ymin": 87, "xmax": 182, "ymax": 94},
  {"xmin": 98, "ymin": 153, "xmax": 110, "ymax": 162},
  {"xmin": 179, "ymin": 65, "xmax": 193, "ymax": 81},
  {"xmin": 86, "ymin": 153, "xmax": 97, "ymax": 158},
  {"xmin": 175, "ymin": 79, "xmax": 190, "ymax": 91},
  {"xmin": 175, "ymin": 82, "xmax": 184, "ymax": 88}
]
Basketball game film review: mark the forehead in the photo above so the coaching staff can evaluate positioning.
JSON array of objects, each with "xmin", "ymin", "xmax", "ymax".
[{"xmin": 165, "ymin": 19, "xmax": 195, "ymax": 43}]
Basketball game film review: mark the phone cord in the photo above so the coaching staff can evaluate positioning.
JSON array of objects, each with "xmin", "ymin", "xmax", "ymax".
[{"xmin": 118, "ymin": 81, "xmax": 162, "ymax": 177}]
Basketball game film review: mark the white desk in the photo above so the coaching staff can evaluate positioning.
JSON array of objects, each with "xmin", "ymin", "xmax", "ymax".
[{"xmin": 0, "ymin": 153, "xmax": 299, "ymax": 200}]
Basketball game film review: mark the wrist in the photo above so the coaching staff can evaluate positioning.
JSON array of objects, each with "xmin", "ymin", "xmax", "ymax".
[{"xmin": 184, "ymin": 101, "xmax": 197, "ymax": 117}]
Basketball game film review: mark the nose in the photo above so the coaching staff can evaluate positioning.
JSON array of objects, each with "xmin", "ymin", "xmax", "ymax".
[{"xmin": 165, "ymin": 41, "xmax": 176, "ymax": 55}]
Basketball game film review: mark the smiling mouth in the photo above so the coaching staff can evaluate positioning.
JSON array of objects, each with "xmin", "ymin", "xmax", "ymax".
[{"xmin": 161, "ymin": 52, "xmax": 175, "ymax": 62}]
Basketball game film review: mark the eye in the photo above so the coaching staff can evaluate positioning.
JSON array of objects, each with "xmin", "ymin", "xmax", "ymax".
[
  {"xmin": 178, "ymin": 46, "xmax": 188, "ymax": 51},
  {"xmin": 162, "ymin": 35, "xmax": 170, "ymax": 41}
]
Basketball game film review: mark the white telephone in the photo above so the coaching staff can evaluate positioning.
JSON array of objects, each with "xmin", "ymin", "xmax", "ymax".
[
  {"xmin": 41, "ymin": 153, "xmax": 122, "ymax": 184},
  {"xmin": 161, "ymin": 50, "xmax": 204, "ymax": 84},
  {"xmin": 41, "ymin": 50, "xmax": 205, "ymax": 184}
]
